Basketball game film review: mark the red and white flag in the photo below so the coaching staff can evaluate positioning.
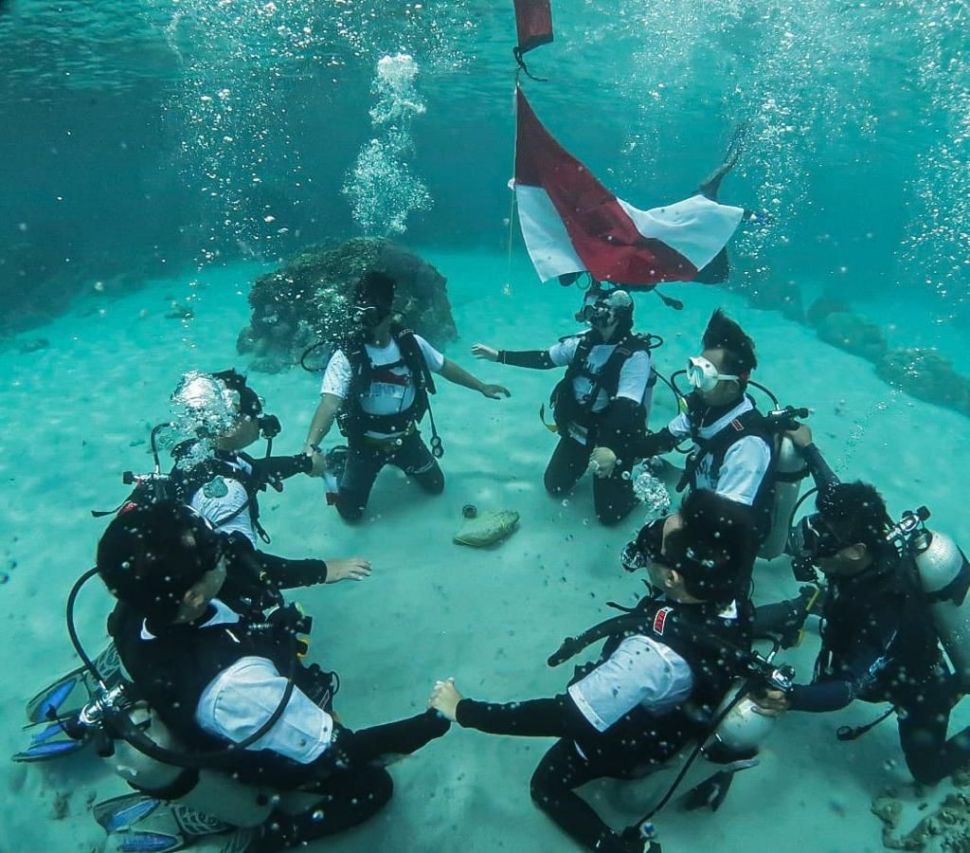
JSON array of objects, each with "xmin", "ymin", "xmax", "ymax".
[{"xmin": 514, "ymin": 88, "xmax": 745, "ymax": 286}]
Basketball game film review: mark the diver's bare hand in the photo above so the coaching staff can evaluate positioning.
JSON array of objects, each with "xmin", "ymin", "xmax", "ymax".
[
  {"xmin": 324, "ymin": 558, "xmax": 372, "ymax": 583},
  {"xmin": 480, "ymin": 383, "xmax": 511, "ymax": 399},
  {"xmin": 751, "ymin": 688, "xmax": 790, "ymax": 716},
  {"xmin": 589, "ymin": 446, "xmax": 618, "ymax": 478},
  {"xmin": 429, "ymin": 678, "xmax": 463, "ymax": 721},
  {"xmin": 785, "ymin": 424, "xmax": 813, "ymax": 449},
  {"xmin": 307, "ymin": 451, "xmax": 327, "ymax": 477},
  {"xmin": 471, "ymin": 343, "xmax": 499, "ymax": 362}
]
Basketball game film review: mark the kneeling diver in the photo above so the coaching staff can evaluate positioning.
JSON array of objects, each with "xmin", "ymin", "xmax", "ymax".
[{"xmin": 430, "ymin": 490, "xmax": 773, "ymax": 852}]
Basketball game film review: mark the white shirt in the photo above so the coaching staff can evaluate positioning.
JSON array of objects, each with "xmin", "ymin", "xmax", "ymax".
[
  {"xmin": 321, "ymin": 335, "xmax": 445, "ymax": 438},
  {"xmin": 188, "ymin": 456, "xmax": 257, "ymax": 546},
  {"xmin": 567, "ymin": 600, "xmax": 740, "ymax": 733},
  {"xmin": 666, "ymin": 397, "xmax": 772, "ymax": 506},
  {"xmin": 568, "ymin": 635, "xmax": 694, "ymax": 733},
  {"xmin": 142, "ymin": 600, "xmax": 335, "ymax": 764},
  {"xmin": 548, "ymin": 335, "xmax": 654, "ymax": 444}
]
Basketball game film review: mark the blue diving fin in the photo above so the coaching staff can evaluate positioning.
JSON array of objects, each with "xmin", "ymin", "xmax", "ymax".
[
  {"xmin": 12, "ymin": 719, "xmax": 89, "ymax": 763},
  {"xmin": 93, "ymin": 793, "xmax": 247, "ymax": 853},
  {"xmin": 24, "ymin": 643, "xmax": 123, "ymax": 724}
]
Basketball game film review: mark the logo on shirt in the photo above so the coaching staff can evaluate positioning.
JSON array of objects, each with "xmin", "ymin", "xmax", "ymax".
[{"xmin": 652, "ymin": 606, "xmax": 673, "ymax": 635}]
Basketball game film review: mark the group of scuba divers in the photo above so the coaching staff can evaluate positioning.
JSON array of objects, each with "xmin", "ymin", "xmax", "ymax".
[{"xmin": 23, "ymin": 269, "xmax": 970, "ymax": 853}]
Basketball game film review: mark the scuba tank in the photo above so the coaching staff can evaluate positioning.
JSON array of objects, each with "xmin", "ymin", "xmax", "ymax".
[
  {"xmin": 704, "ymin": 665, "xmax": 792, "ymax": 758},
  {"xmin": 758, "ymin": 433, "xmax": 808, "ymax": 560},
  {"xmin": 892, "ymin": 508, "xmax": 970, "ymax": 687},
  {"xmin": 109, "ymin": 706, "xmax": 275, "ymax": 828}
]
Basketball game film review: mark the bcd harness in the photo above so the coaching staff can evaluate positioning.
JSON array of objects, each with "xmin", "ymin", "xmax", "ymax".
[
  {"xmin": 338, "ymin": 329, "xmax": 443, "ymax": 455},
  {"xmin": 548, "ymin": 331, "xmax": 659, "ymax": 436}
]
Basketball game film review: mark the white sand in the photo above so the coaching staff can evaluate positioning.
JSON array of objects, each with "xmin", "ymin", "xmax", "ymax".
[{"xmin": 1, "ymin": 249, "xmax": 968, "ymax": 852}]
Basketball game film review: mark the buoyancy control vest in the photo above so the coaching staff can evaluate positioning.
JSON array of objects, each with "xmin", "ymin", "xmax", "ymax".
[
  {"xmin": 109, "ymin": 602, "xmax": 333, "ymax": 781},
  {"xmin": 554, "ymin": 595, "xmax": 750, "ymax": 719},
  {"xmin": 550, "ymin": 331, "xmax": 657, "ymax": 435},
  {"xmin": 678, "ymin": 395, "xmax": 776, "ymax": 541},
  {"xmin": 338, "ymin": 328, "xmax": 437, "ymax": 437},
  {"xmin": 817, "ymin": 555, "xmax": 942, "ymax": 700}
]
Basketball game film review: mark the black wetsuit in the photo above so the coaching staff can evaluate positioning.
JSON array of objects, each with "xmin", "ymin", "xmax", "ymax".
[
  {"xmin": 171, "ymin": 445, "xmax": 330, "ymax": 613},
  {"xmin": 109, "ymin": 600, "xmax": 449, "ymax": 848},
  {"xmin": 499, "ymin": 329, "xmax": 654, "ymax": 526},
  {"xmin": 454, "ymin": 597, "xmax": 747, "ymax": 852},
  {"xmin": 769, "ymin": 443, "xmax": 970, "ymax": 784}
]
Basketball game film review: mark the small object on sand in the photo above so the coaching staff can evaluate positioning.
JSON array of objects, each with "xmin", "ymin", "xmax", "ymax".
[
  {"xmin": 166, "ymin": 302, "xmax": 194, "ymax": 320},
  {"xmin": 453, "ymin": 509, "xmax": 519, "ymax": 548},
  {"xmin": 462, "ymin": 504, "xmax": 478, "ymax": 519}
]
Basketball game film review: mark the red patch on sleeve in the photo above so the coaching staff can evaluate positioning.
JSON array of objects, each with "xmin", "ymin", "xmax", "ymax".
[{"xmin": 653, "ymin": 606, "xmax": 673, "ymax": 635}]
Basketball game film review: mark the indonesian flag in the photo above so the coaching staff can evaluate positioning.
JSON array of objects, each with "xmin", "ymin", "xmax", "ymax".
[{"xmin": 514, "ymin": 87, "xmax": 745, "ymax": 286}]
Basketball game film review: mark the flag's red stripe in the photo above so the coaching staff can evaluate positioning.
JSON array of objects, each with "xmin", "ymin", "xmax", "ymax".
[
  {"xmin": 515, "ymin": 89, "xmax": 698, "ymax": 284},
  {"xmin": 514, "ymin": 0, "xmax": 553, "ymax": 55}
]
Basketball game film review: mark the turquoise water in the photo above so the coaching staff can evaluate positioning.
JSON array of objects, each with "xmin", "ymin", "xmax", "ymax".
[{"xmin": 2, "ymin": 2, "xmax": 970, "ymax": 851}]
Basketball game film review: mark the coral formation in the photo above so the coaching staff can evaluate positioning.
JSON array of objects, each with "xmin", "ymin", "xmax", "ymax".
[
  {"xmin": 238, "ymin": 238, "xmax": 458, "ymax": 372},
  {"xmin": 876, "ymin": 348, "xmax": 970, "ymax": 417},
  {"xmin": 814, "ymin": 311, "xmax": 888, "ymax": 361}
]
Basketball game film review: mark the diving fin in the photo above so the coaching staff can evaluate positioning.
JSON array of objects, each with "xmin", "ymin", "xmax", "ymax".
[
  {"xmin": 94, "ymin": 793, "xmax": 243, "ymax": 853},
  {"xmin": 12, "ymin": 719, "xmax": 88, "ymax": 763},
  {"xmin": 25, "ymin": 642, "xmax": 123, "ymax": 724},
  {"xmin": 679, "ymin": 769, "xmax": 737, "ymax": 813}
]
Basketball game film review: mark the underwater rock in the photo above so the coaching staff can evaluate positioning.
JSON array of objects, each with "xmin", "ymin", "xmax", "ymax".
[
  {"xmin": 871, "ymin": 791, "xmax": 970, "ymax": 851},
  {"xmin": 876, "ymin": 348, "xmax": 970, "ymax": 416},
  {"xmin": 240, "ymin": 238, "xmax": 458, "ymax": 370},
  {"xmin": 805, "ymin": 296, "xmax": 851, "ymax": 326},
  {"xmin": 815, "ymin": 311, "xmax": 888, "ymax": 362},
  {"xmin": 453, "ymin": 509, "xmax": 520, "ymax": 548},
  {"xmin": 744, "ymin": 278, "xmax": 804, "ymax": 322}
]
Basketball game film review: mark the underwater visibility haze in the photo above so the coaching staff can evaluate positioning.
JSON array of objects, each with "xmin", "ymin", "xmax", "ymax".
[{"xmin": 2, "ymin": 1, "xmax": 970, "ymax": 851}]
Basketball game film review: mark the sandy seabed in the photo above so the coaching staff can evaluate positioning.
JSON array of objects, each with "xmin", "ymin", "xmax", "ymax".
[{"xmin": 1, "ymin": 248, "xmax": 968, "ymax": 853}]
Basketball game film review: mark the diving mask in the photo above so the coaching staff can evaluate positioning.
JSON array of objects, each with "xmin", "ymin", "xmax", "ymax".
[
  {"xmin": 686, "ymin": 356, "xmax": 740, "ymax": 393},
  {"xmin": 787, "ymin": 513, "xmax": 844, "ymax": 562}
]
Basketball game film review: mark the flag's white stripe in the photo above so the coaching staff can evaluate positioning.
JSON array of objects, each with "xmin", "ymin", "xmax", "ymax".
[
  {"xmin": 616, "ymin": 194, "xmax": 744, "ymax": 272},
  {"xmin": 515, "ymin": 184, "xmax": 585, "ymax": 282}
]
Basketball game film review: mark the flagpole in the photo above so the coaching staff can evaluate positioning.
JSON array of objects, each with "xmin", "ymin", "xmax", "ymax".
[{"xmin": 503, "ymin": 74, "xmax": 521, "ymax": 298}]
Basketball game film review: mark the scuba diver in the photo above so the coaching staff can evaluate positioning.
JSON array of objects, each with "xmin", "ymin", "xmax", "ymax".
[
  {"xmin": 592, "ymin": 309, "xmax": 774, "ymax": 545},
  {"xmin": 429, "ymin": 490, "xmax": 765, "ymax": 852},
  {"xmin": 94, "ymin": 500, "xmax": 451, "ymax": 850},
  {"xmin": 303, "ymin": 270, "xmax": 510, "ymax": 522},
  {"xmin": 472, "ymin": 284, "xmax": 657, "ymax": 525},
  {"xmin": 15, "ymin": 370, "xmax": 373, "ymax": 766},
  {"xmin": 755, "ymin": 426, "xmax": 970, "ymax": 785},
  {"xmin": 169, "ymin": 369, "xmax": 371, "ymax": 610}
]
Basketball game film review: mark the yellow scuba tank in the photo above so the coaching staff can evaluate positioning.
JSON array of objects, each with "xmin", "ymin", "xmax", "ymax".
[
  {"xmin": 910, "ymin": 525, "xmax": 970, "ymax": 687},
  {"xmin": 759, "ymin": 434, "xmax": 808, "ymax": 560}
]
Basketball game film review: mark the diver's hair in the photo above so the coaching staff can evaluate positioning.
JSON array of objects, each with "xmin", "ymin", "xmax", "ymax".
[
  {"xmin": 355, "ymin": 270, "xmax": 396, "ymax": 308},
  {"xmin": 816, "ymin": 481, "xmax": 891, "ymax": 551},
  {"xmin": 96, "ymin": 501, "xmax": 223, "ymax": 624},
  {"xmin": 702, "ymin": 309, "xmax": 757, "ymax": 375},
  {"xmin": 668, "ymin": 489, "xmax": 756, "ymax": 602}
]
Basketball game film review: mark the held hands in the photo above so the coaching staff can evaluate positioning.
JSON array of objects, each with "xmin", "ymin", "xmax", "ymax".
[
  {"xmin": 324, "ymin": 558, "xmax": 372, "ymax": 583},
  {"xmin": 306, "ymin": 450, "xmax": 327, "ymax": 477},
  {"xmin": 588, "ymin": 446, "xmax": 618, "ymax": 479},
  {"xmin": 429, "ymin": 677, "xmax": 463, "ymax": 722},
  {"xmin": 471, "ymin": 343, "xmax": 499, "ymax": 362}
]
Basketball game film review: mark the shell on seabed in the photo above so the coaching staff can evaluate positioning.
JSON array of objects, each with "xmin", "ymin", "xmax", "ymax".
[{"xmin": 453, "ymin": 510, "xmax": 520, "ymax": 547}]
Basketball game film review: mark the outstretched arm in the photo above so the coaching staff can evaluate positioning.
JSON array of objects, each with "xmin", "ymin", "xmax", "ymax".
[
  {"xmin": 303, "ymin": 393, "xmax": 343, "ymax": 456},
  {"xmin": 439, "ymin": 358, "xmax": 510, "ymax": 399},
  {"xmin": 472, "ymin": 342, "xmax": 557, "ymax": 369}
]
